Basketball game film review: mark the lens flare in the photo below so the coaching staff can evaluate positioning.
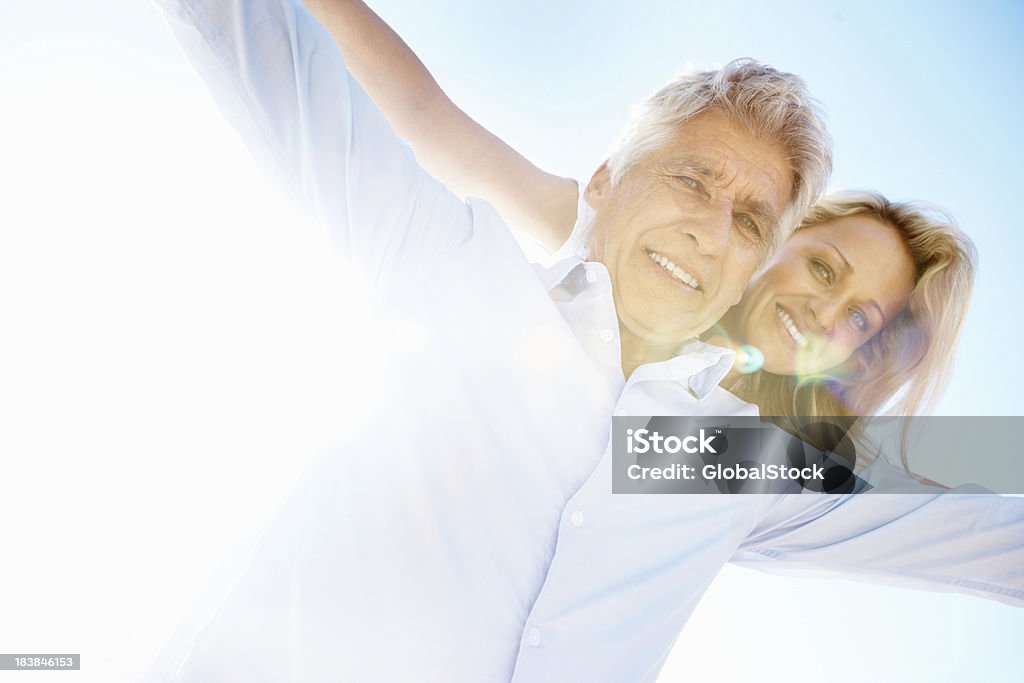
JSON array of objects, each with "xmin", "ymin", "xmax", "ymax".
[{"xmin": 735, "ymin": 344, "xmax": 765, "ymax": 374}]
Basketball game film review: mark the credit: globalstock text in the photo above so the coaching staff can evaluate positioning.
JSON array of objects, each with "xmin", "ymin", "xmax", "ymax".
[{"xmin": 624, "ymin": 428, "xmax": 825, "ymax": 482}]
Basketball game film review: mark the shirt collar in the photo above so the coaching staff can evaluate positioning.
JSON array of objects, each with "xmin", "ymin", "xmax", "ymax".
[
  {"xmin": 533, "ymin": 254, "xmax": 737, "ymax": 399},
  {"xmin": 628, "ymin": 339, "xmax": 737, "ymax": 400},
  {"xmin": 534, "ymin": 255, "xmax": 586, "ymax": 292}
]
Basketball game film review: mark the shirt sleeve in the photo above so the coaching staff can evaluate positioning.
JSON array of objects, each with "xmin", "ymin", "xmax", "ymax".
[
  {"xmin": 733, "ymin": 460, "xmax": 1024, "ymax": 606},
  {"xmin": 154, "ymin": 0, "xmax": 472, "ymax": 283}
]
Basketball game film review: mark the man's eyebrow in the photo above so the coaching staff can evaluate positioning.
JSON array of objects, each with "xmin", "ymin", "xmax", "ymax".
[
  {"xmin": 738, "ymin": 197, "xmax": 781, "ymax": 229},
  {"xmin": 663, "ymin": 159, "xmax": 783, "ymax": 227}
]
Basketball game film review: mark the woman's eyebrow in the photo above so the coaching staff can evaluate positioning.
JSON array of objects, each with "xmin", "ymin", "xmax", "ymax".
[
  {"xmin": 825, "ymin": 242, "xmax": 852, "ymax": 273},
  {"xmin": 823, "ymin": 242, "xmax": 886, "ymax": 323},
  {"xmin": 868, "ymin": 299, "xmax": 885, "ymax": 324}
]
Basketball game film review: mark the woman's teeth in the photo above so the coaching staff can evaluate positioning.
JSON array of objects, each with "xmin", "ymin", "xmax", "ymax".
[
  {"xmin": 776, "ymin": 306, "xmax": 808, "ymax": 348},
  {"xmin": 647, "ymin": 251, "xmax": 699, "ymax": 290}
]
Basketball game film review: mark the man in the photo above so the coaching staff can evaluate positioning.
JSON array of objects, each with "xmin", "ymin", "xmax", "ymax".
[{"xmin": 149, "ymin": 1, "xmax": 1020, "ymax": 681}]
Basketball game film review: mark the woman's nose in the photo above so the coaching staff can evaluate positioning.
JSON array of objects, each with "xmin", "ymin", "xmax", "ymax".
[{"xmin": 807, "ymin": 297, "xmax": 841, "ymax": 333}]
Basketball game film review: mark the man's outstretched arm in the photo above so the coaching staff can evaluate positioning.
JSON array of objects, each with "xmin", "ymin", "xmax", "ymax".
[
  {"xmin": 303, "ymin": 0, "xmax": 578, "ymax": 252},
  {"xmin": 737, "ymin": 461, "xmax": 1024, "ymax": 606},
  {"xmin": 154, "ymin": 0, "xmax": 472, "ymax": 275}
]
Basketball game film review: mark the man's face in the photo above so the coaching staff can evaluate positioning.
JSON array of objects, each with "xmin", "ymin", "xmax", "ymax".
[{"xmin": 586, "ymin": 110, "xmax": 794, "ymax": 347}]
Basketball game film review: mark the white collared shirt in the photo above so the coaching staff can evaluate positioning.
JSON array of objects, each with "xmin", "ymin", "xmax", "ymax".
[{"xmin": 154, "ymin": 2, "xmax": 1023, "ymax": 681}]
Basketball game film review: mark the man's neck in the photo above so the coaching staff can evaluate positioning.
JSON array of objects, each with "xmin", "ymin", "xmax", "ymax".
[{"xmin": 618, "ymin": 324, "xmax": 686, "ymax": 379}]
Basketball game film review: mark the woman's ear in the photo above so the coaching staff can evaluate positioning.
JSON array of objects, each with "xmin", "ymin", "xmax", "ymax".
[{"xmin": 584, "ymin": 161, "xmax": 612, "ymax": 211}]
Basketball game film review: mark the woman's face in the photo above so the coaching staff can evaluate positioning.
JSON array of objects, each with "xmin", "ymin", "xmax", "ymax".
[{"xmin": 728, "ymin": 215, "xmax": 916, "ymax": 376}]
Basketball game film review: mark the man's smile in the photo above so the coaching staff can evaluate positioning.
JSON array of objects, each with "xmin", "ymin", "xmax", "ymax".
[{"xmin": 646, "ymin": 249, "xmax": 701, "ymax": 291}]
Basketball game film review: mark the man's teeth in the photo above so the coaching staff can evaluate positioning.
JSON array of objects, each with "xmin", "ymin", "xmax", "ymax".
[
  {"xmin": 647, "ymin": 251, "xmax": 699, "ymax": 290},
  {"xmin": 776, "ymin": 307, "xmax": 808, "ymax": 348}
]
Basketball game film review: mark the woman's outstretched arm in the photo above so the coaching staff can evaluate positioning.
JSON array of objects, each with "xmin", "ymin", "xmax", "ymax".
[{"xmin": 304, "ymin": 0, "xmax": 578, "ymax": 252}]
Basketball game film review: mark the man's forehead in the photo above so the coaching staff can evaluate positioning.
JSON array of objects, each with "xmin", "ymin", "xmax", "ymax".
[
  {"xmin": 664, "ymin": 114, "xmax": 792, "ymax": 192},
  {"xmin": 659, "ymin": 149, "xmax": 792, "ymax": 223}
]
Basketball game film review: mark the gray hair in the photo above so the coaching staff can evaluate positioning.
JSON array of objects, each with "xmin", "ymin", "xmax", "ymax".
[{"xmin": 605, "ymin": 58, "xmax": 832, "ymax": 254}]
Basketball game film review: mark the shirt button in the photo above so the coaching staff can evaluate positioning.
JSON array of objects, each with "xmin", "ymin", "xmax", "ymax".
[
  {"xmin": 526, "ymin": 627, "xmax": 542, "ymax": 647},
  {"xmin": 599, "ymin": 329, "xmax": 614, "ymax": 342},
  {"xmin": 585, "ymin": 269, "xmax": 598, "ymax": 284},
  {"xmin": 570, "ymin": 510, "xmax": 585, "ymax": 528}
]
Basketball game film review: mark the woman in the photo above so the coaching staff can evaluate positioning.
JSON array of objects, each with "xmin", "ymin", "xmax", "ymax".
[
  {"xmin": 304, "ymin": 0, "xmax": 976, "ymax": 451},
  {"xmin": 711, "ymin": 193, "xmax": 975, "ymax": 415},
  {"xmin": 709, "ymin": 191, "xmax": 975, "ymax": 464}
]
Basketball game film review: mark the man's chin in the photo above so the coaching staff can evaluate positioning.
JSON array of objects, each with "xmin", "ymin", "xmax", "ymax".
[
  {"xmin": 618, "ymin": 304, "xmax": 711, "ymax": 347},
  {"xmin": 637, "ymin": 325, "xmax": 706, "ymax": 348}
]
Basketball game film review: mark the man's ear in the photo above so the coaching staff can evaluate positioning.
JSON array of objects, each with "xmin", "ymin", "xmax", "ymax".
[{"xmin": 584, "ymin": 161, "xmax": 613, "ymax": 211}]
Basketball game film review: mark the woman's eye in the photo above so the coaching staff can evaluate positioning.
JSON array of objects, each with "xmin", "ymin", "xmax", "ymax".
[
  {"xmin": 811, "ymin": 259, "xmax": 834, "ymax": 285},
  {"xmin": 850, "ymin": 308, "xmax": 868, "ymax": 332}
]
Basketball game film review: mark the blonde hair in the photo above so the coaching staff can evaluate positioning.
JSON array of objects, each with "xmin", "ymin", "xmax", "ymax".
[
  {"xmin": 606, "ymin": 58, "xmax": 833, "ymax": 252},
  {"xmin": 730, "ymin": 190, "xmax": 977, "ymax": 464}
]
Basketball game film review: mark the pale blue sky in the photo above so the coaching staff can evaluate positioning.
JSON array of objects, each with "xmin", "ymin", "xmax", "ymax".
[{"xmin": 1, "ymin": 1, "xmax": 1022, "ymax": 681}]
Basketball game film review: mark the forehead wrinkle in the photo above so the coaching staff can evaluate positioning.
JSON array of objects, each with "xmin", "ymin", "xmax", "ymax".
[
  {"xmin": 710, "ymin": 155, "xmax": 785, "ymax": 211},
  {"xmin": 661, "ymin": 157, "xmax": 719, "ymax": 181},
  {"xmin": 722, "ymin": 172, "xmax": 785, "ymax": 233}
]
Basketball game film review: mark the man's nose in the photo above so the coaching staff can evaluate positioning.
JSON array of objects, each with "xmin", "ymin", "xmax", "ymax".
[{"xmin": 683, "ymin": 200, "xmax": 731, "ymax": 257}]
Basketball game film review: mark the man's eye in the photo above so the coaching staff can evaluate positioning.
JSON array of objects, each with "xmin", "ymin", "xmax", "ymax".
[
  {"xmin": 811, "ymin": 259, "xmax": 834, "ymax": 285},
  {"xmin": 736, "ymin": 214, "xmax": 761, "ymax": 238},
  {"xmin": 850, "ymin": 308, "xmax": 868, "ymax": 332},
  {"xmin": 676, "ymin": 175, "xmax": 700, "ymax": 190}
]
